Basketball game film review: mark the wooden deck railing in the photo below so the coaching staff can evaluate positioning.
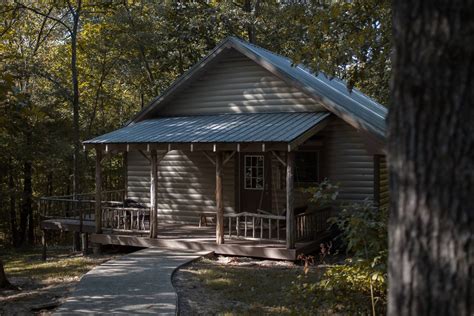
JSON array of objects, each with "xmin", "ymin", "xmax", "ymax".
[
  {"xmin": 224, "ymin": 212, "xmax": 286, "ymax": 242},
  {"xmin": 295, "ymin": 207, "xmax": 334, "ymax": 241},
  {"xmin": 101, "ymin": 206, "xmax": 150, "ymax": 233},
  {"xmin": 39, "ymin": 190, "xmax": 125, "ymax": 220}
]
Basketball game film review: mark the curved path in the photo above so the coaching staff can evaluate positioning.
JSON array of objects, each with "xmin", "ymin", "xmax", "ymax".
[{"xmin": 55, "ymin": 248, "xmax": 211, "ymax": 315}]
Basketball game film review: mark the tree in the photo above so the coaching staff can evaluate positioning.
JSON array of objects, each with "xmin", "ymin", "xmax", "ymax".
[
  {"xmin": 0, "ymin": 260, "xmax": 15, "ymax": 290},
  {"xmin": 389, "ymin": 1, "xmax": 474, "ymax": 315},
  {"xmin": 17, "ymin": 0, "xmax": 84, "ymax": 200}
]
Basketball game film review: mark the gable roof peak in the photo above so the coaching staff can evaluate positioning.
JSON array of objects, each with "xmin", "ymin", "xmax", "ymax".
[{"xmin": 131, "ymin": 36, "xmax": 387, "ymax": 140}]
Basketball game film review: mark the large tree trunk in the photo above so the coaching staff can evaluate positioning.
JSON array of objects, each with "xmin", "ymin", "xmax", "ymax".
[{"xmin": 389, "ymin": 1, "xmax": 474, "ymax": 315}]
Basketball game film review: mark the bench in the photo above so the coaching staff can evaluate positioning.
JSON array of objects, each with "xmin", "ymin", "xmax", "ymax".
[{"xmin": 198, "ymin": 212, "xmax": 216, "ymax": 227}]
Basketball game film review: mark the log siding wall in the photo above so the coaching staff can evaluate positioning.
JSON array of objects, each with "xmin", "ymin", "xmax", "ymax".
[
  {"xmin": 319, "ymin": 119, "xmax": 375, "ymax": 202},
  {"xmin": 374, "ymin": 155, "xmax": 389, "ymax": 208},
  {"xmin": 158, "ymin": 49, "xmax": 325, "ymax": 115},
  {"xmin": 127, "ymin": 150, "xmax": 235, "ymax": 224}
]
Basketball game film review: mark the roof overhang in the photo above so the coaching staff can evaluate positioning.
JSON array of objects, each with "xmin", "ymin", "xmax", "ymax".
[{"xmin": 84, "ymin": 112, "xmax": 331, "ymax": 153}]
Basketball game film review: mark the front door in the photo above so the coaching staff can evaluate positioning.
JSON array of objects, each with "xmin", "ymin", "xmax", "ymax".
[{"xmin": 239, "ymin": 153, "xmax": 272, "ymax": 213}]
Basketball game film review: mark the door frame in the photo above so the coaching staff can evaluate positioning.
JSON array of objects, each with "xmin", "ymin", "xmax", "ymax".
[{"xmin": 236, "ymin": 152, "xmax": 272, "ymax": 213}]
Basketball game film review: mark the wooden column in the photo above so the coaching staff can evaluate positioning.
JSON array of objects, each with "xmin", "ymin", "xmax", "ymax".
[
  {"xmin": 41, "ymin": 229, "xmax": 47, "ymax": 261},
  {"xmin": 123, "ymin": 151, "xmax": 128, "ymax": 203},
  {"xmin": 95, "ymin": 148, "xmax": 102, "ymax": 234},
  {"xmin": 149, "ymin": 150, "xmax": 158, "ymax": 238},
  {"xmin": 216, "ymin": 151, "xmax": 224, "ymax": 244},
  {"xmin": 286, "ymin": 151, "xmax": 295, "ymax": 249}
]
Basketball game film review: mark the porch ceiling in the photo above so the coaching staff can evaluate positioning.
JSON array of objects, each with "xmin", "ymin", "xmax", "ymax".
[{"xmin": 83, "ymin": 112, "xmax": 330, "ymax": 151}]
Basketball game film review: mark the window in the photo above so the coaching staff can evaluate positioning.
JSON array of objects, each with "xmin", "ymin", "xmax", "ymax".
[
  {"xmin": 244, "ymin": 155, "xmax": 264, "ymax": 190},
  {"xmin": 295, "ymin": 151, "xmax": 319, "ymax": 185}
]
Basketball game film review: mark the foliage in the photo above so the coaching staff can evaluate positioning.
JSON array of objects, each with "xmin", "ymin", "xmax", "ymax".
[
  {"xmin": 301, "ymin": 178, "xmax": 339, "ymax": 209},
  {"xmin": 290, "ymin": 201, "xmax": 388, "ymax": 315},
  {"xmin": 286, "ymin": 0, "xmax": 392, "ymax": 105},
  {"xmin": 290, "ymin": 258, "xmax": 387, "ymax": 315},
  {"xmin": 331, "ymin": 199, "xmax": 388, "ymax": 260},
  {"xmin": 0, "ymin": 1, "xmax": 391, "ymax": 247}
]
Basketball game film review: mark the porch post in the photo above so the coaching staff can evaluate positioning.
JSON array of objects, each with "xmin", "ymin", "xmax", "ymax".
[
  {"xmin": 95, "ymin": 148, "xmax": 102, "ymax": 234},
  {"xmin": 216, "ymin": 151, "xmax": 224, "ymax": 244},
  {"xmin": 150, "ymin": 149, "xmax": 158, "ymax": 238},
  {"xmin": 123, "ymin": 151, "xmax": 128, "ymax": 203},
  {"xmin": 286, "ymin": 151, "xmax": 295, "ymax": 249}
]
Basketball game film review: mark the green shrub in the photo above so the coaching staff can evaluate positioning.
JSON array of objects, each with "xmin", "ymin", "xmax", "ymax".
[
  {"xmin": 290, "ymin": 200, "xmax": 388, "ymax": 315},
  {"xmin": 301, "ymin": 178, "xmax": 340, "ymax": 208}
]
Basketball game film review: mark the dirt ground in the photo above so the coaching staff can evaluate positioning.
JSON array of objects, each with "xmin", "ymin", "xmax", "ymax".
[{"xmin": 173, "ymin": 254, "xmax": 324, "ymax": 315}]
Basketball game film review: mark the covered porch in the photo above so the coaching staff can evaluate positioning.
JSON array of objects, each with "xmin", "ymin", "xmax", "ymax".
[{"xmin": 40, "ymin": 112, "xmax": 334, "ymax": 260}]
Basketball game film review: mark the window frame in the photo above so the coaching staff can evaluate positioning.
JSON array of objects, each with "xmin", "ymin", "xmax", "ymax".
[{"xmin": 244, "ymin": 154, "xmax": 265, "ymax": 190}]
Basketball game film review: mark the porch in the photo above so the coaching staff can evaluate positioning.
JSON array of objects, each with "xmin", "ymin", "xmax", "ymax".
[
  {"xmin": 39, "ymin": 188, "xmax": 333, "ymax": 260},
  {"xmin": 40, "ymin": 112, "xmax": 335, "ymax": 260}
]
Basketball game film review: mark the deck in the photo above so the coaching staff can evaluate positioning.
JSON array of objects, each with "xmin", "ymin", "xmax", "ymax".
[{"xmin": 41, "ymin": 218, "xmax": 323, "ymax": 260}]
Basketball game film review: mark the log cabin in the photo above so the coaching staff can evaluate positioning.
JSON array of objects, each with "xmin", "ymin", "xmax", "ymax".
[{"xmin": 40, "ymin": 37, "xmax": 388, "ymax": 260}]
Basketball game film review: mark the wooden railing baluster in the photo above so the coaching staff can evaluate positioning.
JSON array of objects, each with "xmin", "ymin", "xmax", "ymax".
[{"xmin": 252, "ymin": 216, "xmax": 255, "ymax": 238}]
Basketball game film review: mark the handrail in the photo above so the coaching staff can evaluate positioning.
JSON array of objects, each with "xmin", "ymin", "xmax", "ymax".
[
  {"xmin": 40, "ymin": 189, "xmax": 125, "ymax": 201},
  {"xmin": 224, "ymin": 212, "xmax": 285, "ymax": 220},
  {"xmin": 224, "ymin": 212, "xmax": 285, "ymax": 241},
  {"xmin": 39, "ymin": 190, "xmax": 126, "ymax": 221}
]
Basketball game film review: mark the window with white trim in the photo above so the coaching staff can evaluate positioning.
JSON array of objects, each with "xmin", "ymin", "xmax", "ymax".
[{"xmin": 244, "ymin": 155, "xmax": 264, "ymax": 190}]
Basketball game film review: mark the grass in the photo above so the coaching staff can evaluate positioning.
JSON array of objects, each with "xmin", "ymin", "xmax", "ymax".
[
  {"xmin": 0, "ymin": 246, "xmax": 113, "ymax": 315},
  {"xmin": 177, "ymin": 257, "xmax": 322, "ymax": 314},
  {"xmin": 2, "ymin": 246, "xmax": 109, "ymax": 284}
]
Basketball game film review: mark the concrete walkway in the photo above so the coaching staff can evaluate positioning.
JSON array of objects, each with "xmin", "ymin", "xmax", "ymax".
[{"xmin": 55, "ymin": 248, "xmax": 211, "ymax": 315}]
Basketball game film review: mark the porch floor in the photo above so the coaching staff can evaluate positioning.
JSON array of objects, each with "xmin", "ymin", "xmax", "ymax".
[{"xmin": 41, "ymin": 219, "xmax": 323, "ymax": 260}]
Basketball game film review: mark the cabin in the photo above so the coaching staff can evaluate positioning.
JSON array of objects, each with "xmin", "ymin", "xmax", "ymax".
[{"xmin": 40, "ymin": 37, "xmax": 388, "ymax": 260}]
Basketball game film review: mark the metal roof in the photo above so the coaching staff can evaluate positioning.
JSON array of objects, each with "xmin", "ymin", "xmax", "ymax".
[
  {"xmin": 84, "ymin": 112, "xmax": 330, "ymax": 144},
  {"xmin": 230, "ymin": 37, "xmax": 387, "ymax": 138},
  {"xmin": 130, "ymin": 36, "xmax": 387, "ymax": 140}
]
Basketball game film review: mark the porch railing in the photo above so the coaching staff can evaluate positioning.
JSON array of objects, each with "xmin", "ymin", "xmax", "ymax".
[
  {"xmin": 39, "ymin": 189, "xmax": 125, "ymax": 220},
  {"xmin": 295, "ymin": 207, "xmax": 334, "ymax": 241},
  {"xmin": 101, "ymin": 206, "xmax": 150, "ymax": 234},
  {"xmin": 224, "ymin": 212, "xmax": 286, "ymax": 242}
]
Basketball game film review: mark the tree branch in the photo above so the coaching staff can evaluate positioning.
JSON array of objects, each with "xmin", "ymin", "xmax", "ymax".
[
  {"xmin": 15, "ymin": 1, "xmax": 72, "ymax": 34},
  {"xmin": 32, "ymin": 7, "xmax": 52, "ymax": 55}
]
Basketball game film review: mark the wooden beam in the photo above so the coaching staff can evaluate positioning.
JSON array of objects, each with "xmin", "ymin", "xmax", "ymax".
[
  {"xmin": 123, "ymin": 152, "xmax": 128, "ymax": 202},
  {"xmin": 41, "ymin": 230, "xmax": 47, "ymax": 261},
  {"xmin": 216, "ymin": 151, "xmax": 224, "ymax": 245},
  {"xmin": 288, "ymin": 118, "xmax": 330, "ymax": 151},
  {"xmin": 150, "ymin": 150, "xmax": 158, "ymax": 238},
  {"xmin": 223, "ymin": 151, "xmax": 236, "ymax": 166},
  {"xmin": 95, "ymin": 148, "xmax": 102, "ymax": 234},
  {"xmin": 203, "ymin": 151, "xmax": 216, "ymax": 166},
  {"xmin": 271, "ymin": 150, "xmax": 286, "ymax": 167},
  {"xmin": 286, "ymin": 152, "xmax": 295, "ymax": 249},
  {"xmin": 138, "ymin": 150, "xmax": 151, "ymax": 163}
]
